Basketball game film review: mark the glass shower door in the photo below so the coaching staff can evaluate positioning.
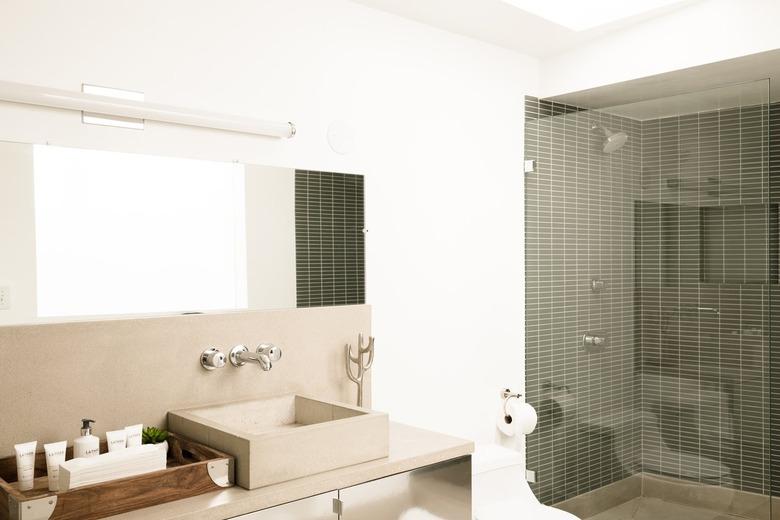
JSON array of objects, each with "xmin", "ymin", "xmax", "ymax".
[
  {"xmin": 629, "ymin": 79, "xmax": 773, "ymax": 520},
  {"xmin": 524, "ymin": 78, "xmax": 774, "ymax": 520}
]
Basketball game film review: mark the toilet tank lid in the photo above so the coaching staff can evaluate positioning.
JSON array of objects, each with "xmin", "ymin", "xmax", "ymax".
[{"xmin": 472, "ymin": 444, "xmax": 524, "ymax": 475}]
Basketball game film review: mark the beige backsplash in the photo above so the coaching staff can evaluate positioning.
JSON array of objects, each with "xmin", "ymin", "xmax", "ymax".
[{"xmin": 0, "ymin": 305, "xmax": 371, "ymax": 457}]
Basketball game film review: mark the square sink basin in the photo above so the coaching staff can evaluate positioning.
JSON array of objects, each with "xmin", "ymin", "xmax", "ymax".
[{"xmin": 168, "ymin": 394, "xmax": 389, "ymax": 489}]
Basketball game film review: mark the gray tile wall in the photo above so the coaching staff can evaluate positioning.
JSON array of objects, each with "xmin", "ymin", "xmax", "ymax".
[
  {"xmin": 771, "ymin": 102, "xmax": 780, "ymax": 498},
  {"xmin": 295, "ymin": 170, "xmax": 365, "ymax": 308},
  {"xmin": 525, "ymin": 96, "xmax": 775, "ymax": 504},
  {"xmin": 524, "ymin": 97, "xmax": 642, "ymax": 505},
  {"xmin": 637, "ymin": 105, "xmax": 772, "ymax": 495}
]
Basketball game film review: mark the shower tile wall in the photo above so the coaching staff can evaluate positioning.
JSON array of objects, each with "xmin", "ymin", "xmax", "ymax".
[
  {"xmin": 771, "ymin": 101, "xmax": 780, "ymax": 498},
  {"xmin": 524, "ymin": 96, "xmax": 642, "ymax": 505},
  {"xmin": 526, "ymin": 95, "xmax": 776, "ymax": 505},
  {"xmin": 295, "ymin": 170, "xmax": 365, "ymax": 308},
  {"xmin": 637, "ymin": 104, "xmax": 771, "ymax": 495}
]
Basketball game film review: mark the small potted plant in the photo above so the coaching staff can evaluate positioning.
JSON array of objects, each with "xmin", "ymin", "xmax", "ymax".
[{"xmin": 142, "ymin": 426, "xmax": 169, "ymax": 455}]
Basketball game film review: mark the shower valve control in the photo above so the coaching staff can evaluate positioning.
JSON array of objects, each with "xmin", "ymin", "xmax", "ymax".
[
  {"xmin": 590, "ymin": 278, "xmax": 606, "ymax": 292},
  {"xmin": 582, "ymin": 332, "xmax": 607, "ymax": 352}
]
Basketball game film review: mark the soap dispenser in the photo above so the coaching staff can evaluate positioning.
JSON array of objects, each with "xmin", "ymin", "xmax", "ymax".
[{"xmin": 74, "ymin": 419, "xmax": 99, "ymax": 458}]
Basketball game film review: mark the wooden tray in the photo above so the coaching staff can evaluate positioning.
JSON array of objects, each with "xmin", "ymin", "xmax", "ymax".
[{"xmin": 0, "ymin": 433, "xmax": 233, "ymax": 520}]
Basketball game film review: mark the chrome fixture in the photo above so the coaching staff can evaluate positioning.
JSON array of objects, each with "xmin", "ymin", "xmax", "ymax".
[
  {"xmin": 346, "ymin": 333, "xmax": 375, "ymax": 407},
  {"xmin": 592, "ymin": 125, "xmax": 628, "ymax": 153},
  {"xmin": 230, "ymin": 343, "xmax": 283, "ymax": 371},
  {"xmin": 501, "ymin": 388, "xmax": 523, "ymax": 424},
  {"xmin": 206, "ymin": 459, "xmax": 234, "ymax": 488},
  {"xmin": 17, "ymin": 495, "xmax": 57, "ymax": 520},
  {"xmin": 0, "ymin": 79, "xmax": 296, "ymax": 139},
  {"xmin": 661, "ymin": 305, "xmax": 720, "ymax": 332},
  {"xmin": 502, "ymin": 388, "xmax": 522, "ymax": 399},
  {"xmin": 590, "ymin": 278, "xmax": 606, "ymax": 293},
  {"xmin": 582, "ymin": 332, "xmax": 607, "ymax": 351},
  {"xmin": 200, "ymin": 347, "xmax": 227, "ymax": 371}
]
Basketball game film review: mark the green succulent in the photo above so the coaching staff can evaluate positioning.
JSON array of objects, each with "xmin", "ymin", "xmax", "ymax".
[{"xmin": 142, "ymin": 426, "xmax": 169, "ymax": 444}]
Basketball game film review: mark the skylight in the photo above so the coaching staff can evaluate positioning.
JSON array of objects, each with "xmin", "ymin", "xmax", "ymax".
[{"xmin": 502, "ymin": 0, "xmax": 688, "ymax": 31}]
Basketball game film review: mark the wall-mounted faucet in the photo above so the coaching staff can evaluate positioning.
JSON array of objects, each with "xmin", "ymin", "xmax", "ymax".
[
  {"xmin": 230, "ymin": 344, "xmax": 282, "ymax": 371},
  {"xmin": 200, "ymin": 347, "xmax": 227, "ymax": 370}
]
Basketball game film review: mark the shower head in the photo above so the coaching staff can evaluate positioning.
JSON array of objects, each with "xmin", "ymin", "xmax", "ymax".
[{"xmin": 592, "ymin": 125, "xmax": 628, "ymax": 153}]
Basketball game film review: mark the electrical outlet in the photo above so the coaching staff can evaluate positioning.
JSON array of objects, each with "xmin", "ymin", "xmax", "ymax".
[
  {"xmin": 0, "ymin": 286, "xmax": 10, "ymax": 310},
  {"xmin": 526, "ymin": 469, "xmax": 536, "ymax": 483}
]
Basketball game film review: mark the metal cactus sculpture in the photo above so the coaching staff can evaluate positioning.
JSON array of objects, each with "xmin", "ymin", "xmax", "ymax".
[{"xmin": 346, "ymin": 333, "xmax": 375, "ymax": 407}]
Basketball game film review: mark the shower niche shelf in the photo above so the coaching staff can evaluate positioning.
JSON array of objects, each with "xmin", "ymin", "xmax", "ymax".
[
  {"xmin": 699, "ymin": 203, "xmax": 778, "ymax": 285},
  {"xmin": 636, "ymin": 201, "xmax": 778, "ymax": 287}
]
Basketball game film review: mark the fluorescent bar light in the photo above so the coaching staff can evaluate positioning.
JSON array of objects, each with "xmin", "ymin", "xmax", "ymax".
[
  {"xmin": 82, "ymin": 84, "xmax": 145, "ymax": 101},
  {"xmin": 0, "ymin": 80, "xmax": 296, "ymax": 138},
  {"xmin": 82, "ymin": 84, "xmax": 145, "ymax": 130},
  {"xmin": 81, "ymin": 113, "xmax": 146, "ymax": 130},
  {"xmin": 502, "ymin": 0, "xmax": 687, "ymax": 31}
]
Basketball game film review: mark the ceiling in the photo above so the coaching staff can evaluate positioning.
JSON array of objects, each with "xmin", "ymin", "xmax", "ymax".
[
  {"xmin": 350, "ymin": 0, "xmax": 780, "ymax": 115},
  {"xmin": 349, "ymin": 0, "xmax": 701, "ymax": 57},
  {"xmin": 550, "ymin": 48, "xmax": 780, "ymax": 119}
]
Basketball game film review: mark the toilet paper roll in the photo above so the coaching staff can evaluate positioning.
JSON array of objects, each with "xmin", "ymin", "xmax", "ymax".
[
  {"xmin": 496, "ymin": 408, "xmax": 514, "ymax": 436},
  {"xmin": 496, "ymin": 400, "xmax": 538, "ymax": 436}
]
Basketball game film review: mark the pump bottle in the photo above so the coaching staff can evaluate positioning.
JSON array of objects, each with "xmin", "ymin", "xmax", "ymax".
[{"xmin": 74, "ymin": 419, "xmax": 99, "ymax": 458}]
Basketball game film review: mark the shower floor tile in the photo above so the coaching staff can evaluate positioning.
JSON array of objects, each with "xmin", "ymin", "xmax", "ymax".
[{"xmin": 585, "ymin": 497, "xmax": 748, "ymax": 520}]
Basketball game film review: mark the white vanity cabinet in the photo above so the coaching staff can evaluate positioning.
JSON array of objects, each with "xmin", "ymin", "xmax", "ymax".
[
  {"xmin": 338, "ymin": 455, "xmax": 471, "ymax": 519},
  {"xmin": 230, "ymin": 456, "xmax": 471, "ymax": 520},
  {"xmin": 230, "ymin": 492, "xmax": 337, "ymax": 519}
]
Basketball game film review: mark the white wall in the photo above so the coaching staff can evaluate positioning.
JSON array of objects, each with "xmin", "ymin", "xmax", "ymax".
[
  {"xmin": 541, "ymin": 0, "xmax": 780, "ymax": 97},
  {"xmin": 0, "ymin": 142, "xmax": 36, "ymax": 325},
  {"xmin": 0, "ymin": 0, "xmax": 539, "ymax": 444}
]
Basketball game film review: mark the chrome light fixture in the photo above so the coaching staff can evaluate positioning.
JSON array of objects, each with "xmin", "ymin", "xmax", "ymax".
[{"xmin": 0, "ymin": 79, "xmax": 296, "ymax": 139}]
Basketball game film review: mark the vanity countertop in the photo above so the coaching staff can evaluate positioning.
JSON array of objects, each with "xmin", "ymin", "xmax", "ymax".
[{"xmin": 108, "ymin": 422, "xmax": 474, "ymax": 520}]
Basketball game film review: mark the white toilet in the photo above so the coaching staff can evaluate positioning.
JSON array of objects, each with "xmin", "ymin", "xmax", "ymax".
[{"xmin": 472, "ymin": 444, "xmax": 580, "ymax": 519}]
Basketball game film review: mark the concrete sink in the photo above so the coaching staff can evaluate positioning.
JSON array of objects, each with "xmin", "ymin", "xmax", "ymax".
[{"xmin": 168, "ymin": 394, "xmax": 389, "ymax": 489}]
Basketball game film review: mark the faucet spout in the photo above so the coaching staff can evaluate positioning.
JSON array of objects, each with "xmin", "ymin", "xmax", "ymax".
[{"xmin": 229, "ymin": 344, "xmax": 282, "ymax": 370}]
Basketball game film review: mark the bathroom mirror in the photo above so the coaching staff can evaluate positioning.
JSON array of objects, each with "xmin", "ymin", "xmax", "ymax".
[{"xmin": 0, "ymin": 140, "xmax": 365, "ymax": 325}]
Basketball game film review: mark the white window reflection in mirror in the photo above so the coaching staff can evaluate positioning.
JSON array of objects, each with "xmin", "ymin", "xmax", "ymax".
[
  {"xmin": 0, "ymin": 140, "xmax": 362, "ymax": 326},
  {"xmin": 33, "ymin": 145, "xmax": 249, "ymax": 317}
]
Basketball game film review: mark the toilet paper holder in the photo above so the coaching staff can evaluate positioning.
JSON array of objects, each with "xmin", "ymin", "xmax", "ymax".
[{"xmin": 501, "ymin": 388, "xmax": 523, "ymax": 420}]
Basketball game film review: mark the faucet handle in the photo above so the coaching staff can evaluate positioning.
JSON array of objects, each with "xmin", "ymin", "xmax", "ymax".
[
  {"xmin": 256, "ymin": 343, "xmax": 282, "ymax": 371},
  {"xmin": 201, "ymin": 347, "xmax": 227, "ymax": 370},
  {"xmin": 257, "ymin": 343, "xmax": 282, "ymax": 361}
]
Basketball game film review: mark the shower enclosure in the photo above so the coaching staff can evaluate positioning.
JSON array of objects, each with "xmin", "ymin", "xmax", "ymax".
[{"xmin": 524, "ymin": 80, "xmax": 775, "ymax": 519}]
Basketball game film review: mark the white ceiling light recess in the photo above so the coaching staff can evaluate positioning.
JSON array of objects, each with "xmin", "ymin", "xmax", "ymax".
[{"xmin": 501, "ymin": 0, "xmax": 689, "ymax": 31}]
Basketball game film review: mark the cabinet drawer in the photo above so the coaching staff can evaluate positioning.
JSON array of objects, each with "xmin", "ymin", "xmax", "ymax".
[
  {"xmin": 339, "ymin": 456, "xmax": 471, "ymax": 519},
  {"xmin": 230, "ymin": 491, "xmax": 337, "ymax": 519}
]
